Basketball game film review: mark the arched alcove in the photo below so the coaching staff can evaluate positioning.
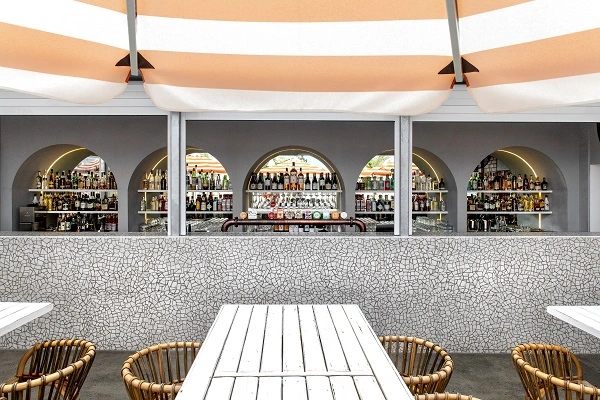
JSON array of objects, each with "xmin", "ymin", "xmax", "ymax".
[
  {"xmin": 466, "ymin": 146, "xmax": 567, "ymax": 232},
  {"xmin": 353, "ymin": 148, "xmax": 456, "ymax": 231},
  {"xmin": 245, "ymin": 147, "xmax": 342, "ymax": 231},
  {"xmin": 129, "ymin": 147, "xmax": 232, "ymax": 232},
  {"xmin": 14, "ymin": 145, "xmax": 118, "ymax": 232}
]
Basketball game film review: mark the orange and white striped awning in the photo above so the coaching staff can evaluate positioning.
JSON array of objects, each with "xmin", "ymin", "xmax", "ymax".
[{"xmin": 1, "ymin": 0, "xmax": 599, "ymax": 114}]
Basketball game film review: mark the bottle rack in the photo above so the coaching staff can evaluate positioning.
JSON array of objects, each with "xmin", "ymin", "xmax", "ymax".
[
  {"xmin": 138, "ymin": 189, "xmax": 235, "ymax": 216},
  {"xmin": 466, "ymin": 190, "xmax": 552, "ymax": 215},
  {"xmin": 246, "ymin": 190, "xmax": 341, "ymax": 214}
]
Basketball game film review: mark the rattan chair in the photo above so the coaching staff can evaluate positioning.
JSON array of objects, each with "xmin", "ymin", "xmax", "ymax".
[
  {"xmin": 121, "ymin": 341, "xmax": 202, "ymax": 400},
  {"xmin": 380, "ymin": 335, "xmax": 454, "ymax": 394},
  {"xmin": 415, "ymin": 394, "xmax": 482, "ymax": 400},
  {"xmin": 512, "ymin": 343, "xmax": 600, "ymax": 399},
  {"xmin": 0, "ymin": 339, "xmax": 96, "ymax": 400}
]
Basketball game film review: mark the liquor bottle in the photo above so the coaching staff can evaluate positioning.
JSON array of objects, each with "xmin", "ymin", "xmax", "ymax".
[
  {"xmin": 390, "ymin": 169, "xmax": 395, "ymax": 190},
  {"xmin": 278, "ymin": 173, "xmax": 285, "ymax": 190},
  {"xmin": 298, "ymin": 168, "xmax": 304, "ymax": 190},
  {"xmin": 517, "ymin": 174, "xmax": 524, "ymax": 190},
  {"xmin": 209, "ymin": 171, "xmax": 216, "ymax": 190},
  {"xmin": 319, "ymin": 173, "xmax": 325, "ymax": 190},
  {"xmin": 59, "ymin": 171, "xmax": 66, "ymax": 190},
  {"xmin": 48, "ymin": 169, "xmax": 55, "ymax": 189},
  {"xmin": 160, "ymin": 172, "xmax": 167, "ymax": 190},
  {"xmin": 191, "ymin": 165, "xmax": 198, "ymax": 188},
  {"xmin": 257, "ymin": 172, "xmax": 264, "ymax": 190},
  {"xmin": 544, "ymin": 195, "xmax": 550, "ymax": 211},
  {"xmin": 223, "ymin": 174, "xmax": 230, "ymax": 190},
  {"xmin": 529, "ymin": 175, "xmax": 535, "ymax": 190},
  {"xmin": 541, "ymin": 177, "xmax": 548, "ymax": 190},
  {"xmin": 200, "ymin": 193, "xmax": 207, "ymax": 211},
  {"xmin": 264, "ymin": 173, "xmax": 272, "ymax": 190},
  {"xmin": 438, "ymin": 178, "xmax": 445, "ymax": 190},
  {"xmin": 534, "ymin": 177, "xmax": 541, "ymax": 191},
  {"xmin": 289, "ymin": 162, "xmax": 298, "ymax": 190},
  {"xmin": 331, "ymin": 173, "xmax": 338, "ymax": 191},
  {"xmin": 523, "ymin": 175, "xmax": 529, "ymax": 191},
  {"xmin": 35, "ymin": 170, "xmax": 42, "ymax": 189},
  {"xmin": 249, "ymin": 173, "xmax": 257, "ymax": 190},
  {"xmin": 271, "ymin": 173, "xmax": 279, "ymax": 190},
  {"xmin": 283, "ymin": 168, "xmax": 290, "ymax": 190},
  {"xmin": 312, "ymin": 173, "xmax": 319, "ymax": 190},
  {"xmin": 216, "ymin": 174, "xmax": 222, "ymax": 190},
  {"xmin": 325, "ymin": 173, "xmax": 332, "ymax": 190},
  {"xmin": 385, "ymin": 174, "xmax": 391, "ymax": 191}
]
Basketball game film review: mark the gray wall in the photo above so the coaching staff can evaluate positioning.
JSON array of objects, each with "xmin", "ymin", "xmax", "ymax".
[
  {"xmin": 0, "ymin": 116, "xmax": 167, "ymax": 231},
  {"xmin": 0, "ymin": 117, "xmax": 597, "ymax": 232},
  {"xmin": 413, "ymin": 122, "xmax": 595, "ymax": 232}
]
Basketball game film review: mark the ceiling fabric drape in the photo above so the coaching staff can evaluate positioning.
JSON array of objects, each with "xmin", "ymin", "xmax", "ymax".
[
  {"xmin": 0, "ymin": 0, "xmax": 130, "ymax": 103},
  {"xmin": 1, "ymin": 0, "xmax": 599, "ymax": 114},
  {"xmin": 136, "ymin": 0, "xmax": 455, "ymax": 114}
]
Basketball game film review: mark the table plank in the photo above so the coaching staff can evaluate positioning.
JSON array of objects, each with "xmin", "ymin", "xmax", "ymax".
[
  {"xmin": 283, "ymin": 376, "xmax": 308, "ymax": 400},
  {"xmin": 547, "ymin": 306, "xmax": 600, "ymax": 339},
  {"xmin": 354, "ymin": 376, "xmax": 387, "ymax": 400},
  {"xmin": 343, "ymin": 305, "xmax": 414, "ymax": 399},
  {"xmin": 177, "ymin": 305, "xmax": 239, "ymax": 398},
  {"xmin": 238, "ymin": 305, "xmax": 268, "ymax": 373},
  {"xmin": 329, "ymin": 376, "xmax": 360, "ymax": 400},
  {"xmin": 256, "ymin": 377, "xmax": 282, "ymax": 400},
  {"xmin": 205, "ymin": 377, "xmax": 235, "ymax": 400},
  {"xmin": 327, "ymin": 305, "xmax": 371, "ymax": 373},
  {"xmin": 283, "ymin": 305, "xmax": 304, "ymax": 373},
  {"xmin": 312, "ymin": 305, "xmax": 349, "ymax": 372},
  {"xmin": 261, "ymin": 305, "xmax": 284, "ymax": 373},
  {"xmin": 216, "ymin": 305, "xmax": 254, "ymax": 373},
  {"xmin": 0, "ymin": 302, "xmax": 53, "ymax": 337},
  {"xmin": 298, "ymin": 305, "xmax": 326, "ymax": 372},
  {"xmin": 230, "ymin": 377, "xmax": 259, "ymax": 400},
  {"xmin": 306, "ymin": 376, "xmax": 334, "ymax": 400}
]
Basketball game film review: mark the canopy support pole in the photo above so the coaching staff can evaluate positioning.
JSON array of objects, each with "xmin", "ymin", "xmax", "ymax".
[
  {"xmin": 125, "ymin": 0, "xmax": 138, "ymax": 76},
  {"xmin": 395, "ymin": 116, "xmax": 412, "ymax": 236},
  {"xmin": 445, "ymin": 0, "xmax": 463, "ymax": 83},
  {"xmin": 168, "ymin": 112, "xmax": 186, "ymax": 236}
]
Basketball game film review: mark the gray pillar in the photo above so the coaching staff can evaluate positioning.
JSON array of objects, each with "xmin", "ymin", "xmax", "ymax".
[
  {"xmin": 394, "ymin": 116, "xmax": 412, "ymax": 236},
  {"xmin": 167, "ymin": 112, "xmax": 186, "ymax": 236}
]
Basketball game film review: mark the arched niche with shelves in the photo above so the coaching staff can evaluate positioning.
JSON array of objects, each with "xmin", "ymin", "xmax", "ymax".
[
  {"xmin": 465, "ymin": 146, "xmax": 566, "ymax": 232},
  {"xmin": 244, "ymin": 147, "xmax": 343, "ymax": 232},
  {"xmin": 128, "ymin": 147, "xmax": 232, "ymax": 232},
  {"xmin": 14, "ymin": 145, "xmax": 119, "ymax": 232},
  {"xmin": 354, "ymin": 148, "xmax": 456, "ymax": 232}
]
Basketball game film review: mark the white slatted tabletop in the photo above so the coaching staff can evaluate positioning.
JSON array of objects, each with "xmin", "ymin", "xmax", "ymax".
[
  {"xmin": 547, "ymin": 306, "xmax": 600, "ymax": 339},
  {"xmin": 0, "ymin": 302, "xmax": 53, "ymax": 337},
  {"xmin": 178, "ymin": 304, "xmax": 413, "ymax": 400}
]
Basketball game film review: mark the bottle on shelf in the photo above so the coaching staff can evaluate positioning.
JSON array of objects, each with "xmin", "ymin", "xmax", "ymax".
[
  {"xmin": 289, "ymin": 162, "xmax": 298, "ymax": 190},
  {"xmin": 298, "ymin": 168, "xmax": 304, "ymax": 190}
]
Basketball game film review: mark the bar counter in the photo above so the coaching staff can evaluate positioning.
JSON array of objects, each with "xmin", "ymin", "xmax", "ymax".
[{"xmin": 0, "ymin": 232, "xmax": 599, "ymax": 352}]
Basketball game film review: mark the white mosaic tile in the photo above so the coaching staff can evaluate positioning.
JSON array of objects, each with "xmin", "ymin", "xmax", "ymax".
[{"xmin": 0, "ymin": 235, "xmax": 599, "ymax": 353}]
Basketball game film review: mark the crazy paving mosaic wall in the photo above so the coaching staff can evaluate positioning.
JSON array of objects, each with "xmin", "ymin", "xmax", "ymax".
[{"xmin": 0, "ymin": 235, "xmax": 599, "ymax": 352}]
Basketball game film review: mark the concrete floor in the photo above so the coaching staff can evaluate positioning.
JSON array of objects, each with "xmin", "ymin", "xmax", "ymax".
[{"xmin": 0, "ymin": 350, "xmax": 599, "ymax": 399}]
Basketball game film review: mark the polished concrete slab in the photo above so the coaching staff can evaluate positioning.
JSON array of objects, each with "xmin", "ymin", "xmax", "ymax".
[{"xmin": 0, "ymin": 350, "xmax": 599, "ymax": 399}]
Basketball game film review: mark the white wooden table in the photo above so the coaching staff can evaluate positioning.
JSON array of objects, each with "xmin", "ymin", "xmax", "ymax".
[
  {"xmin": 0, "ymin": 302, "xmax": 53, "ymax": 337},
  {"xmin": 178, "ymin": 304, "xmax": 413, "ymax": 400},
  {"xmin": 547, "ymin": 306, "xmax": 600, "ymax": 339}
]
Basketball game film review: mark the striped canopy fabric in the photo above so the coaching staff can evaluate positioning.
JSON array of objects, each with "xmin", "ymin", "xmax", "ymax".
[{"xmin": 1, "ymin": 0, "xmax": 599, "ymax": 114}]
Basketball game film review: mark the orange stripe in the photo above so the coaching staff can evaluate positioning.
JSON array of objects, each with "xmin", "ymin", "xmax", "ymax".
[
  {"xmin": 138, "ymin": 0, "xmax": 447, "ymax": 22},
  {"xmin": 457, "ymin": 0, "xmax": 533, "ymax": 17},
  {"xmin": 75, "ymin": 0, "xmax": 126, "ymax": 13},
  {"xmin": 464, "ymin": 28, "xmax": 600, "ymax": 88},
  {"xmin": 0, "ymin": 23, "xmax": 129, "ymax": 83},
  {"xmin": 140, "ymin": 51, "xmax": 453, "ymax": 92}
]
